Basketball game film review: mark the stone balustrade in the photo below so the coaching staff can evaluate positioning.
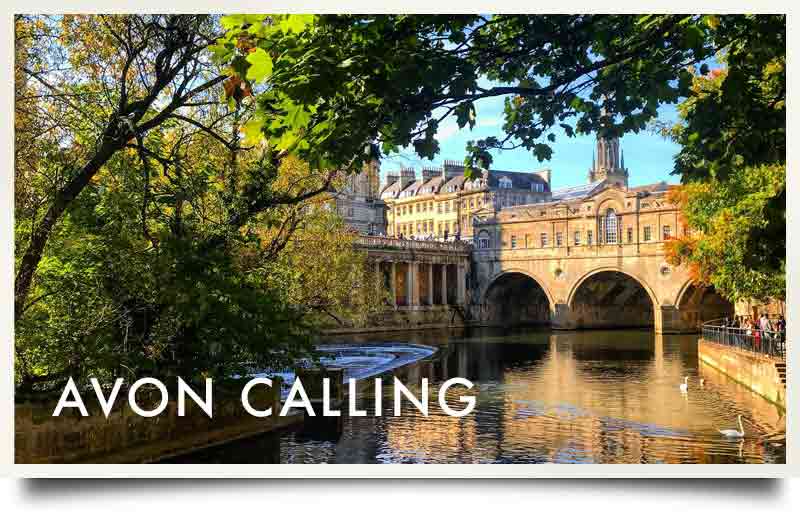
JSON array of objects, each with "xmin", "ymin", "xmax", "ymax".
[{"xmin": 354, "ymin": 235, "xmax": 472, "ymax": 254}]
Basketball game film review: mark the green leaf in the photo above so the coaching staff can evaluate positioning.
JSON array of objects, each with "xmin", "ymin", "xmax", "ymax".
[
  {"xmin": 279, "ymin": 14, "xmax": 315, "ymax": 34},
  {"xmin": 245, "ymin": 48, "xmax": 273, "ymax": 82}
]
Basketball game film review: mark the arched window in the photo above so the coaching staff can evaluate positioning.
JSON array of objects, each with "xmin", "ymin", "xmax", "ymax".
[
  {"xmin": 604, "ymin": 209, "xmax": 618, "ymax": 244},
  {"xmin": 477, "ymin": 230, "xmax": 491, "ymax": 249}
]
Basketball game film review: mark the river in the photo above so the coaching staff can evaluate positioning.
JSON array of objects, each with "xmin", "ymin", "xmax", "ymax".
[{"xmin": 166, "ymin": 328, "xmax": 786, "ymax": 464}]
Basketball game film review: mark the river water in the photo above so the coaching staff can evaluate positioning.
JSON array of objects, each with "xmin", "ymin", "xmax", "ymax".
[{"xmin": 169, "ymin": 328, "xmax": 786, "ymax": 464}]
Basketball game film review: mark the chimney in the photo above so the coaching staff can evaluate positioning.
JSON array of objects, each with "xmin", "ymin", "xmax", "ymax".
[
  {"xmin": 384, "ymin": 171, "xmax": 399, "ymax": 189},
  {"xmin": 443, "ymin": 159, "xmax": 465, "ymax": 178},
  {"xmin": 422, "ymin": 166, "xmax": 441, "ymax": 181},
  {"xmin": 399, "ymin": 167, "xmax": 417, "ymax": 189}
]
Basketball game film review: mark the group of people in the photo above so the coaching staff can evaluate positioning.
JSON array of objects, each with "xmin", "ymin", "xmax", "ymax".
[
  {"xmin": 721, "ymin": 313, "xmax": 786, "ymax": 352},
  {"xmin": 397, "ymin": 232, "xmax": 461, "ymax": 242}
]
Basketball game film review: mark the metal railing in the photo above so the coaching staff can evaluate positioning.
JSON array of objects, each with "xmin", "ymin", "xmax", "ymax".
[
  {"xmin": 701, "ymin": 319, "xmax": 786, "ymax": 359},
  {"xmin": 354, "ymin": 235, "xmax": 472, "ymax": 253}
]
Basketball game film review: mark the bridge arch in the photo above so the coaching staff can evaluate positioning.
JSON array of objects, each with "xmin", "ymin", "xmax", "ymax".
[
  {"xmin": 479, "ymin": 269, "xmax": 554, "ymax": 326},
  {"xmin": 566, "ymin": 267, "xmax": 659, "ymax": 329},
  {"xmin": 674, "ymin": 280, "xmax": 735, "ymax": 329}
]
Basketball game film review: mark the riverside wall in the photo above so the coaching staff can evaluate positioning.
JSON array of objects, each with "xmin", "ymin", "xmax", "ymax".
[
  {"xmin": 698, "ymin": 339, "xmax": 786, "ymax": 409},
  {"xmin": 15, "ymin": 378, "xmax": 294, "ymax": 464}
]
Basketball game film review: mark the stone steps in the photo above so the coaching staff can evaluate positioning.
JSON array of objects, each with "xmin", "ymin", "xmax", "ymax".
[{"xmin": 775, "ymin": 362, "xmax": 786, "ymax": 387}]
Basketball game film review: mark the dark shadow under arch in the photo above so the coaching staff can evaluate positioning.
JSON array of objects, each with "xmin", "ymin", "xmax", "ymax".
[
  {"xmin": 570, "ymin": 270, "xmax": 654, "ymax": 329},
  {"xmin": 677, "ymin": 283, "xmax": 735, "ymax": 330},
  {"xmin": 481, "ymin": 272, "xmax": 551, "ymax": 327}
]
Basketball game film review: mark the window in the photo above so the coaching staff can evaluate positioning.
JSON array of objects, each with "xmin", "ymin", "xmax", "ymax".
[
  {"xmin": 444, "ymin": 202, "xmax": 450, "ymax": 213},
  {"xmin": 437, "ymin": 203, "xmax": 442, "ymax": 214},
  {"xmin": 587, "ymin": 230, "xmax": 593, "ymax": 245},
  {"xmin": 478, "ymin": 231, "xmax": 491, "ymax": 249},
  {"xmin": 556, "ymin": 232, "xmax": 563, "ymax": 247},
  {"xmin": 574, "ymin": 231, "xmax": 581, "ymax": 245},
  {"xmin": 470, "ymin": 199, "xmax": 475, "ymax": 209},
  {"xmin": 644, "ymin": 226, "xmax": 652, "ymax": 242},
  {"xmin": 627, "ymin": 227, "xmax": 633, "ymax": 243},
  {"xmin": 604, "ymin": 209, "xmax": 618, "ymax": 244},
  {"xmin": 663, "ymin": 225, "xmax": 671, "ymax": 240},
  {"xmin": 499, "ymin": 176, "xmax": 513, "ymax": 189},
  {"xmin": 511, "ymin": 235, "xmax": 518, "ymax": 249},
  {"xmin": 540, "ymin": 232, "xmax": 548, "ymax": 247}
]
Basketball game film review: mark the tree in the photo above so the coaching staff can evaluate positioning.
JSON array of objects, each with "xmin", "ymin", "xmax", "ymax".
[
  {"xmin": 15, "ymin": 15, "xmax": 228, "ymax": 321},
  {"xmin": 217, "ymin": 14, "xmax": 733, "ymax": 175},
  {"xmin": 663, "ymin": 15, "xmax": 785, "ymax": 302},
  {"xmin": 14, "ymin": 15, "xmax": 382, "ymax": 393}
]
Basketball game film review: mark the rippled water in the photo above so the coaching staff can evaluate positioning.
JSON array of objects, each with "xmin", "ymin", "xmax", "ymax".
[{"xmin": 169, "ymin": 328, "xmax": 786, "ymax": 464}]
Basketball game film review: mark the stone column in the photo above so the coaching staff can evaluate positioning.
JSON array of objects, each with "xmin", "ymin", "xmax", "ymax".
[
  {"xmin": 456, "ymin": 264, "xmax": 466, "ymax": 305},
  {"xmin": 410, "ymin": 262, "xmax": 421, "ymax": 306},
  {"xmin": 441, "ymin": 264, "xmax": 448, "ymax": 305},
  {"xmin": 406, "ymin": 262, "xmax": 417, "ymax": 307},
  {"xmin": 389, "ymin": 262, "xmax": 397, "ymax": 307},
  {"xmin": 427, "ymin": 263, "xmax": 434, "ymax": 306}
]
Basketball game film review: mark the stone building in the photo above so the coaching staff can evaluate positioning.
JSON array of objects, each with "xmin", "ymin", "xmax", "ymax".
[
  {"xmin": 331, "ymin": 158, "xmax": 386, "ymax": 234},
  {"xmin": 380, "ymin": 160, "xmax": 551, "ymax": 240},
  {"xmin": 469, "ymin": 133, "xmax": 735, "ymax": 333}
]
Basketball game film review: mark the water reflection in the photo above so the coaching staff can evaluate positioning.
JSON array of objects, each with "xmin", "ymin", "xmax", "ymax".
[{"xmin": 167, "ymin": 328, "xmax": 786, "ymax": 464}]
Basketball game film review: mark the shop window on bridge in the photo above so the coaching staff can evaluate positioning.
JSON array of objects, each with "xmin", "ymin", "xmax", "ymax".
[
  {"xmin": 556, "ymin": 232, "xmax": 563, "ymax": 247},
  {"xmin": 540, "ymin": 232, "xmax": 548, "ymax": 247},
  {"xmin": 604, "ymin": 209, "xmax": 618, "ymax": 244},
  {"xmin": 644, "ymin": 226, "xmax": 652, "ymax": 242},
  {"xmin": 511, "ymin": 235, "xmax": 518, "ymax": 249},
  {"xmin": 587, "ymin": 230, "xmax": 593, "ymax": 245},
  {"xmin": 662, "ymin": 225, "xmax": 671, "ymax": 240},
  {"xmin": 627, "ymin": 227, "xmax": 633, "ymax": 243},
  {"xmin": 574, "ymin": 231, "xmax": 581, "ymax": 245}
]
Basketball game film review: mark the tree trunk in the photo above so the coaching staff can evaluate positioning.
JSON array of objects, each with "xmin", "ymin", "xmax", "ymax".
[{"xmin": 14, "ymin": 139, "xmax": 118, "ymax": 321}]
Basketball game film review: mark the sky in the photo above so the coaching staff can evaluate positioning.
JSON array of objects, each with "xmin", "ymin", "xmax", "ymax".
[{"xmin": 381, "ymin": 94, "xmax": 684, "ymax": 191}]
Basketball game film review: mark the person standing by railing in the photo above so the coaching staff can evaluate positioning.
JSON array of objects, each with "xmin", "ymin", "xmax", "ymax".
[
  {"xmin": 775, "ymin": 315, "xmax": 786, "ymax": 353},
  {"xmin": 759, "ymin": 312, "xmax": 773, "ymax": 354}
]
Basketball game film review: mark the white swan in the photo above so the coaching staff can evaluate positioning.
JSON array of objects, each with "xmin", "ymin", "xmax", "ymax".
[
  {"xmin": 679, "ymin": 376, "xmax": 689, "ymax": 393},
  {"xmin": 719, "ymin": 415, "xmax": 745, "ymax": 438}
]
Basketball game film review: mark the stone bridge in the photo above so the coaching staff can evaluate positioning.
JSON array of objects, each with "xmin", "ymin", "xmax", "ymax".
[
  {"xmin": 471, "ymin": 241, "xmax": 732, "ymax": 334},
  {"xmin": 354, "ymin": 231, "xmax": 732, "ymax": 334}
]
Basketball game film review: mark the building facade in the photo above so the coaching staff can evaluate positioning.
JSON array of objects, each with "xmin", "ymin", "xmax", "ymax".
[
  {"xmin": 332, "ymin": 158, "xmax": 386, "ymax": 235},
  {"xmin": 380, "ymin": 160, "xmax": 551, "ymax": 240}
]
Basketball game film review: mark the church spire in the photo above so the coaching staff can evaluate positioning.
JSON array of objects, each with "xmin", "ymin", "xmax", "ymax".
[{"xmin": 589, "ymin": 132, "xmax": 628, "ymax": 189}]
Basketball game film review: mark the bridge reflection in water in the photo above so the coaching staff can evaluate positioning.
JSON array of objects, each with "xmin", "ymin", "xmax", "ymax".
[{"xmin": 167, "ymin": 328, "xmax": 785, "ymax": 464}]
